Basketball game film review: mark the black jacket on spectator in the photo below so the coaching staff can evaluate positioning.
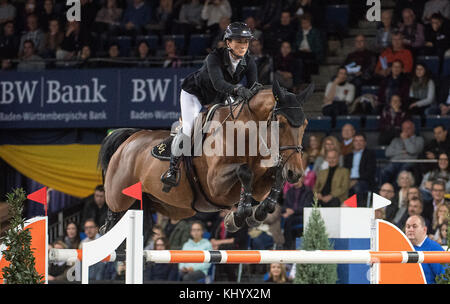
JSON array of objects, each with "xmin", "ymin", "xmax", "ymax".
[
  {"xmin": 0, "ymin": 33, "xmax": 19, "ymax": 59},
  {"xmin": 437, "ymin": 76, "xmax": 450, "ymax": 106},
  {"xmin": 343, "ymin": 148, "xmax": 377, "ymax": 189},
  {"xmin": 283, "ymin": 184, "xmax": 314, "ymax": 222},
  {"xmin": 81, "ymin": 196, "xmax": 108, "ymax": 227},
  {"xmin": 423, "ymin": 134, "xmax": 450, "ymax": 157},
  {"xmin": 423, "ymin": 19, "xmax": 450, "ymax": 57},
  {"xmin": 60, "ymin": 31, "xmax": 92, "ymax": 53},
  {"xmin": 377, "ymin": 73, "xmax": 411, "ymax": 110},
  {"xmin": 181, "ymin": 47, "xmax": 257, "ymax": 105}
]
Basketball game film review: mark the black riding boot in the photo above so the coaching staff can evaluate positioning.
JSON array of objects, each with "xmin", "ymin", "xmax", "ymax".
[{"xmin": 160, "ymin": 132, "xmax": 188, "ymax": 192}]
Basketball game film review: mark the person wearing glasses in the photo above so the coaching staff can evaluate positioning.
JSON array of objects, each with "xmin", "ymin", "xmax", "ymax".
[
  {"xmin": 379, "ymin": 182, "xmax": 398, "ymax": 222},
  {"xmin": 79, "ymin": 219, "xmax": 105, "ymax": 281}
]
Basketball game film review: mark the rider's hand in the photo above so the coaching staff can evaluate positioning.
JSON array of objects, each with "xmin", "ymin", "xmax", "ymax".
[{"xmin": 234, "ymin": 86, "xmax": 253, "ymax": 100}]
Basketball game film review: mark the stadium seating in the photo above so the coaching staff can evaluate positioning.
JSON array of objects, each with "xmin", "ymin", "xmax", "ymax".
[
  {"xmin": 242, "ymin": 6, "xmax": 260, "ymax": 19},
  {"xmin": 188, "ymin": 34, "xmax": 211, "ymax": 56},
  {"xmin": 162, "ymin": 34, "xmax": 185, "ymax": 51},
  {"xmin": 360, "ymin": 85, "xmax": 379, "ymax": 96},
  {"xmin": 136, "ymin": 35, "xmax": 160, "ymax": 51},
  {"xmin": 335, "ymin": 115, "xmax": 360, "ymax": 130},
  {"xmin": 325, "ymin": 5, "xmax": 349, "ymax": 34},
  {"xmin": 425, "ymin": 115, "xmax": 450, "ymax": 129},
  {"xmin": 442, "ymin": 57, "xmax": 450, "ymax": 77},
  {"xmin": 115, "ymin": 36, "xmax": 132, "ymax": 57},
  {"xmin": 308, "ymin": 116, "xmax": 332, "ymax": 131},
  {"xmin": 364, "ymin": 115, "xmax": 381, "ymax": 131}
]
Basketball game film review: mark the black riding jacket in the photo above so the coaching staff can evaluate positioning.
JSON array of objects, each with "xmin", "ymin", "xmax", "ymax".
[{"xmin": 181, "ymin": 47, "xmax": 258, "ymax": 105}]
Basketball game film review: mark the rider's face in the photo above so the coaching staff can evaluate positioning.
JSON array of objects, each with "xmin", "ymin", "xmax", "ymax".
[{"xmin": 227, "ymin": 38, "xmax": 249, "ymax": 58}]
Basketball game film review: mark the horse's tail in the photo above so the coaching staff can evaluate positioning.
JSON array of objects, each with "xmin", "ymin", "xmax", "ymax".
[{"xmin": 97, "ymin": 128, "xmax": 141, "ymax": 182}]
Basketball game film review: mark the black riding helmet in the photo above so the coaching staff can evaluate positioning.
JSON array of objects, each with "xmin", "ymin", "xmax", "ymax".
[{"xmin": 223, "ymin": 22, "xmax": 254, "ymax": 41}]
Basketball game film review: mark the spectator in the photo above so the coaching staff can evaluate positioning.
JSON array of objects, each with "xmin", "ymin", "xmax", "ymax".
[
  {"xmin": 282, "ymin": 177, "xmax": 313, "ymax": 249},
  {"xmin": 144, "ymin": 237, "xmax": 179, "ymax": 281},
  {"xmin": 63, "ymin": 221, "xmax": 81, "ymax": 249},
  {"xmin": 379, "ymin": 94, "xmax": 409, "ymax": 145},
  {"xmin": 405, "ymin": 215, "xmax": 445, "ymax": 284},
  {"xmin": 99, "ymin": 42, "xmax": 127, "ymax": 68},
  {"xmin": 249, "ymin": 204, "xmax": 284, "ymax": 250},
  {"xmin": 167, "ymin": 219, "xmax": 192, "ymax": 250},
  {"xmin": 422, "ymin": 0, "xmax": 450, "ymax": 24},
  {"xmin": 145, "ymin": 224, "xmax": 165, "ymax": 250},
  {"xmin": 407, "ymin": 186, "xmax": 433, "ymax": 222},
  {"xmin": 81, "ymin": 185, "xmax": 108, "ymax": 229},
  {"xmin": 48, "ymin": 241, "xmax": 69, "ymax": 281},
  {"xmin": 43, "ymin": 19, "xmax": 64, "ymax": 58},
  {"xmin": 134, "ymin": 40, "xmax": 151, "ymax": 66},
  {"xmin": 149, "ymin": 0, "xmax": 175, "ymax": 35},
  {"xmin": 264, "ymin": 11, "xmax": 297, "ymax": 56},
  {"xmin": 423, "ymin": 125, "xmax": 450, "ymax": 163},
  {"xmin": 431, "ymin": 203, "xmax": 449, "ymax": 239},
  {"xmin": 16, "ymin": 0, "xmax": 37, "ymax": 32},
  {"xmin": 77, "ymin": 45, "xmax": 97, "ymax": 69},
  {"xmin": 433, "ymin": 220, "xmax": 448, "ymax": 245},
  {"xmin": 0, "ymin": 0, "xmax": 16, "ymax": 26},
  {"xmin": 256, "ymin": 0, "xmax": 283, "ymax": 30},
  {"xmin": 79, "ymin": 219, "xmax": 106, "ymax": 281},
  {"xmin": 375, "ymin": 9, "xmax": 395, "ymax": 53},
  {"xmin": 394, "ymin": 0, "xmax": 427, "ymax": 27},
  {"xmin": 380, "ymin": 183, "xmax": 398, "ymax": 222},
  {"xmin": 422, "ymin": 13, "xmax": 450, "ymax": 60},
  {"xmin": 381, "ymin": 120, "xmax": 424, "ymax": 184},
  {"xmin": 322, "ymin": 67, "xmax": 355, "ymax": 121},
  {"xmin": 273, "ymin": 41, "xmax": 303, "ymax": 92},
  {"xmin": 0, "ymin": 21, "xmax": 19, "ymax": 59},
  {"xmin": 94, "ymin": 0, "xmax": 123, "ymax": 34},
  {"xmin": 201, "ymin": 0, "xmax": 232, "ymax": 34},
  {"xmin": 377, "ymin": 60, "xmax": 411, "ymax": 112},
  {"xmin": 387, "ymin": 170, "xmax": 416, "ymax": 224},
  {"xmin": 398, "ymin": 8, "xmax": 425, "ymax": 54},
  {"xmin": 39, "ymin": 0, "xmax": 58, "ymax": 33},
  {"xmin": 294, "ymin": 13, "xmax": 324, "ymax": 82},
  {"xmin": 249, "ymin": 39, "xmax": 272, "ymax": 85},
  {"xmin": 264, "ymin": 263, "xmax": 290, "ymax": 283},
  {"xmin": 340, "ymin": 123, "xmax": 356, "ymax": 156},
  {"xmin": 57, "ymin": 21, "xmax": 92, "ymax": 61},
  {"xmin": 245, "ymin": 16, "xmax": 262, "ymax": 41},
  {"xmin": 343, "ymin": 35, "xmax": 377, "ymax": 96},
  {"xmin": 395, "ymin": 196, "xmax": 431, "ymax": 231},
  {"xmin": 79, "ymin": 0, "xmax": 99, "ymax": 34},
  {"xmin": 304, "ymin": 134, "xmax": 322, "ymax": 168},
  {"xmin": 375, "ymin": 33, "xmax": 414, "ymax": 78},
  {"xmin": 18, "ymin": 14, "xmax": 45, "ymax": 57},
  {"xmin": 408, "ymin": 63, "xmax": 435, "ymax": 115},
  {"xmin": 344, "ymin": 133, "xmax": 377, "ymax": 198},
  {"xmin": 120, "ymin": 0, "xmax": 152, "ymax": 36},
  {"xmin": 159, "ymin": 38, "xmax": 182, "ymax": 68},
  {"xmin": 177, "ymin": 0, "xmax": 203, "ymax": 37},
  {"xmin": 430, "ymin": 76, "xmax": 450, "ymax": 115},
  {"xmin": 430, "ymin": 180, "xmax": 450, "ymax": 214},
  {"xmin": 314, "ymin": 149, "xmax": 350, "ymax": 208},
  {"xmin": 17, "ymin": 39, "xmax": 45, "ymax": 71},
  {"xmin": 421, "ymin": 152, "xmax": 450, "ymax": 194},
  {"xmin": 179, "ymin": 221, "xmax": 212, "ymax": 281},
  {"xmin": 313, "ymin": 135, "xmax": 344, "ymax": 173},
  {"xmin": 288, "ymin": 0, "xmax": 324, "ymax": 28},
  {"xmin": 1, "ymin": 58, "xmax": 12, "ymax": 70},
  {"xmin": 209, "ymin": 16, "xmax": 230, "ymax": 52}
]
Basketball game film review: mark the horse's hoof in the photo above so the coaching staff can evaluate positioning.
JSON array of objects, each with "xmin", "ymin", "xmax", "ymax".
[
  {"xmin": 246, "ymin": 214, "xmax": 263, "ymax": 227},
  {"xmin": 254, "ymin": 206, "xmax": 267, "ymax": 222},
  {"xmin": 265, "ymin": 201, "xmax": 276, "ymax": 214}
]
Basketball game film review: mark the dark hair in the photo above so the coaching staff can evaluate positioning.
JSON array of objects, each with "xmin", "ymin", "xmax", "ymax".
[
  {"xmin": 432, "ymin": 179, "xmax": 446, "ymax": 190},
  {"xmin": 95, "ymin": 185, "xmax": 104, "ymax": 192},
  {"xmin": 23, "ymin": 39, "xmax": 35, "ymax": 49},
  {"xmin": 433, "ymin": 124, "xmax": 447, "ymax": 131},
  {"xmin": 190, "ymin": 221, "xmax": 205, "ymax": 233},
  {"xmin": 412, "ymin": 63, "xmax": 430, "ymax": 85},
  {"xmin": 408, "ymin": 196, "xmax": 423, "ymax": 208},
  {"xmin": 64, "ymin": 221, "xmax": 81, "ymax": 248},
  {"xmin": 392, "ymin": 59, "xmax": 404, "ymax": 68},
  {"xmin": 154, "ymin": 237, "xmax": 170, "ymax": 249},
  {"xmin": 354, "ymin": 132, "xmax": 367, "ymax": 141},
  {"xmin": 431, "ymin": 13, "xmax": 444, "ymax": 21},
  {"xmin": 84, "ymin": 218, "xmax": 98, "ymax": 228}
]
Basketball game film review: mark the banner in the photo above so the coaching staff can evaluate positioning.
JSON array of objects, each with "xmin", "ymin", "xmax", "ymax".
[{"xmin": 0, "ymin": 68, "xmax": 195, "ymax": 129}]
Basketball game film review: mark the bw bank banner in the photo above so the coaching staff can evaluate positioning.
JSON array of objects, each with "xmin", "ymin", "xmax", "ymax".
[{"xmin": 0, "ymin": 68, "xmax": 195, "ymax": 129}]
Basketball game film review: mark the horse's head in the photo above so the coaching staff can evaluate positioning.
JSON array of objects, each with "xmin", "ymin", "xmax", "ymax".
[{"xmin": 269, "ymin": 80, "xmax": 313, "ymax": 184}]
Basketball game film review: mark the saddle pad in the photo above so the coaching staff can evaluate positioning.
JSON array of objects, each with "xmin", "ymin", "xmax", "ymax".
[{"xmin": 151, "ymin": 136, "xmax": 174, "ymax": 161}]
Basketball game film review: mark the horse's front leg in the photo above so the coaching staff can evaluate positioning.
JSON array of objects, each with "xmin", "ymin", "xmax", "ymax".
[{"xmin": 254, "ymin": 165, "xmax": 284, "ymax": 222}]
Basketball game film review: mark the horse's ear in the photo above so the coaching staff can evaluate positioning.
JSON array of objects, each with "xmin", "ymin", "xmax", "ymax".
[
  {"xmin": 296, "ymin": 83, "xmax": 315, "ymax": 105},
  {"xmin": 272, "ymin": 79, "xmax": 285, "ymax": 103}
]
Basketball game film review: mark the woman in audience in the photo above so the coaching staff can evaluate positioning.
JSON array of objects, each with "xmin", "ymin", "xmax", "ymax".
[
  {"xmin": 144, "ymin": 237, "xmax": 179, "ymax": 281},
  {"xmin": 433, "ymin": 221, "xmax": 448, "ymax": 246},
  {"xmin": 48, "ymin": 240, "xmax": 69, "ymax": 281},
  {"xmin": 135, "ymin": 40, "xmax": 151, "ymax": 67},
  {"xmin": 312, "ymin": 136, "xmax": 343, "ymax": 173},
  {"xmin": 43, "ymin": 18, "xmax": 63, "ymax": 58},
  {"xmin": 430, "ymin": 204, "xmax": 449, "ymax": 239},
  {"xmin": 322, "ymin": 67, "xmax": 355, "ymax": 121},
  {"xmin": 265, "ymin": 263, "xmax": 290, "ymax": 283},
  {"xmin": 408, "ymin": 63, "xmax": 435, "ymax": 115},
  {"xmin": 420, "ymin": 152, "xmax": 450, "ymax": 193},
  {"xmin": 63, "ymin": 221, "xmax": 81, "ymax": 249},
  {"xmin": 94, "ymin": 0, "xmax": 123, "ymax": 34},
  {"xmin": 379, "ymin": 94, "xmax": 409, "ymax": 145},
  {"xmin": 391, "ymin": 170, "xmax": 415, "ymax": 224}
]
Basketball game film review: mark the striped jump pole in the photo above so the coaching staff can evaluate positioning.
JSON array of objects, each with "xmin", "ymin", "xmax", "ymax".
[{"xmin": 48, "ymin": 249, "xmax": 450, "ymax": 265}]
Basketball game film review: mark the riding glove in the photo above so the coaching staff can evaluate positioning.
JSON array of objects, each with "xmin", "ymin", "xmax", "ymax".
[{"xmin": 234, "ymin": 86, "xmax": 253, "ymax": 100}]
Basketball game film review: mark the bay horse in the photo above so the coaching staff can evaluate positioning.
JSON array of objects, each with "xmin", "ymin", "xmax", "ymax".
[{"xmin": 98, "ymin": 80, "xmax": 313, "ymax": 242}]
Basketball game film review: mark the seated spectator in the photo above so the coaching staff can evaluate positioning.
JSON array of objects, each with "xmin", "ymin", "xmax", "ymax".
[
  {"xmin": 48, "ymin": 241, "xmax": 70, "ymax": 282},
  {"xmin": 0, "ymin": 21, "xmax": 19, "ymax": 59},
  {"xmin": 429, "ymin": 76, "xmax": 450, "ymax": 115},
  {"xmin": 273, "ymin": 41, "xmax": 303, "ymax": 92},
  {"xmin": 148, "ymin": 0, "xmax": 175, "ymax": 35},
  {"xmin": 0, "ymin": 0, "xmax": 16, "ymax": 27},
  {"xmin": 177, "ymin": 0, "xmax": 203, "ymax": 32},
  {"xmin": 395, "ymin": 196, "xmax": 432, "ymax": 231},
  {"xmin": 398, "ymin": 8, "xmax": 425, "ymax": 54},
  {"xmin": 99, "ymin": 43, "xmax": 128, "ymax": 68},
  {"xmin": 407, "ymin": 186, "xmax": 433, "ymax": 222},
  {"xmin": 79, "ymin": 219, "xmax": 106, "ymax": 281},
  {"xmin": 179, "ymin": 221, "xmax": 212, "ymax": 282},
  {"xmin": 39, "ymin": 0, "xmax": 58, "ymax": 33},
  {"xmin": 145, "ymin": 224, "xmax": 165, "ymax": 250},
  {"xmin": 422, "ymin": 0, "xmax": 450, "ymax": 24},
  {"xmin": 249, "ymin": 204, "xmax": 284, "ymax": 250},
  {"xmin": 375, "ymin": 9, "xmax": 395, "ymax": 53},
  {"xmin": 430, "ymin": 179, "xmax": 450, "ymax": 214},
  {"xmin": 16, "ymin": 0, "xmax": 38, "ymax": 32},
  {"xmin": 263, "ymin": 10, "xmax": 297, "ymax": 56},
  {"xmin": 431, "ymin": 203, "xmax": 449, "ymax": 239},
  {"xmin": 157, "ymin": 38, "xmax": 182, "ymax": 68},
  {"xmin": 1, "ymin": 58, "xmax": 12, "ymax": 70},
  {"xmin": 209, "ymin": 16, "xmax": 230, "ymax": 53},
  {"xmin": 81, "ymin": 185, "xmax": 108, "ymax": 229},
  {"xmin": 245, "ymin": 16, "xmax": 262, "ymax": 41},
  {"xmin": 288, "ymin": 0, "xmax": 324, "ymax": 28},
  {"xmin": 422, "ymin": 13, "xmax": 450, "ymax": 61},
  {"xmin": 304, "ymin": 134, "xmax": 322, "ymax": 168},
  {"xmin": 167, "ymin": 218, "xmax": 192, "ymax": 250},
  {"xmin": 144, "ymin": 237, "xmax": 179, "ymax": 281},
  {"xmin": 77, "ymin": 45, "xmax": 97, "ymax": 69},
  {"xmin": 434, "ymin": 220, "xmax": 448, "ymax": 245},
  {"xmin": 18, "ymin": 14, "xmax": 45, "ymax": 57},
  {"xmin": 313, "ymin": 135, "xmax": 344, "ymax": 173},
  {"xmin": 379, "ymin": 183, "xmax": 398, "ymax": 222},
  {"xmin": 282, "ymin": 177, "xmax": 313, "ymax": 249},
  {"xmin": 94, "ymin": 0, "xmax": 123, "ymax": 34},
  {"xmin": 422, "ymin": 125, "xmax": 450, "ymax": 168},
  {"xmin": 340, "ymin": 123, "xmax": 356, "ymax": 156},
  {"xmin": 375, "ymin": 33, "xmax": 414, "ymax": 79},
  {"xmin": 408, "ymin": 63, "xmax": 435, "ymax": 115},
  {"xmin": 421, "ymin": 152, "xmax": 450, "ymax": 195},
  {"xmin": 43, "ymin": 19, "xmax": 64, "ymax": 58},
  {"xmin": 120, "ymin": 0, "xmax": 151, "ymax": 36},
  {"xmin": 256, "ymin": 0, "xmax": 283, "ymax": 30},
  {"xmin": 381, "ymin": 120, "xmax": 424, "ymax": 184},
  {"xmin": 314, "ymin": 149, "xmax": 350, "ymax": 208},
  {"xmin": 386, "ymin": 170, "xmax": 416, "ymax": 224},
  {"xmin": 57, "ymin": 21, "xmax": 92, "ymax": 61},
  {"xmin": 17, "ymin": 40, "xmax": 45, "ymax": 71},
  {"xmin": 377, "ymin": 60, "xmax": 411, "ymax": 112},
  {"xmin": 249, "ymin": 39, "xmax": 272, "ymax": 85},
  {"xmin": 343, "ymin": 35, "xmax": 377, "ymax": 96},
  {"xmin": 379, "ymin": 94, "xmax": 409, "ymax": 145},
  {"xmin": 63, "ymin": 221, "xmax": 81, "ymax": 249},
  {"xmin": 322, "ymin": 67, "xmax": 355, "ymax": 121},
  {"xmin": 134, "ymin": 40, "xmax": 151, "ymax": 67},
  {"xmin": 394, "ymin": 0, "xmax": 427, "ymax": 26},
  {"xmin": 264, "ymin": 263, "xmax": 290, "ymax": 283},
  {"xmin": 344, "ymin": 133, "xmax": 377, "ymax": 199},
  {"xmin": 405, "ymin": 215, "xmax": 445, "ymax": 284},
  {"xmin": 201, "ymin": 0, "xmax": 232, "ymax": 34}
]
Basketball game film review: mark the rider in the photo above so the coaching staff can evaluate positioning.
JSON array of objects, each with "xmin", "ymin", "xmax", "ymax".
[{"xmin": 161, "ymin": 22, "xmax": 258, "ymax": 191}]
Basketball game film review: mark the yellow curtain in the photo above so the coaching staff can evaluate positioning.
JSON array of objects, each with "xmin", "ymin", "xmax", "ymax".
[{"xmin": 0, "ymin": 144, "xmax": 102, "ymax": 198}]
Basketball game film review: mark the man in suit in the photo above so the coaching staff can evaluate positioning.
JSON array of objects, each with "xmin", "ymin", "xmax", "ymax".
[
  {"xmin": 344, "ymin": 133, "xmax": 377, "ymax": 206},
  {"xmin": 314, "ymin": 149, "xmax": 350, "ymax": 207}
]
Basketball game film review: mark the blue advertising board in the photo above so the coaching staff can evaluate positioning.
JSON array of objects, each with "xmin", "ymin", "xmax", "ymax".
[{"xmin": 0, "ymin": 68, "xmax": 196, "ymax": 129}]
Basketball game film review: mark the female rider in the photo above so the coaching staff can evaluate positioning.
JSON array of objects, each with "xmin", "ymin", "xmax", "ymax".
[{"xmin": 161, "ymin": 22, "xmax": 258, "ymax": 191}]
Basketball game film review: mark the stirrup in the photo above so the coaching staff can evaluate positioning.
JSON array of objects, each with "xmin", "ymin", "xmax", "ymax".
[{"xmin": 161, "ymin": 168, "xmax": 181, "ymax": 192}]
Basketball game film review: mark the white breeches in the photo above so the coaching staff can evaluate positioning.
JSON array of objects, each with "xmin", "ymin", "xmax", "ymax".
[{"xmin": 180, "ymin": 89, "xmax": 203, "ymax": 137}]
